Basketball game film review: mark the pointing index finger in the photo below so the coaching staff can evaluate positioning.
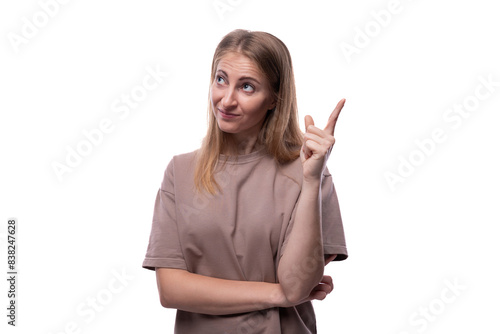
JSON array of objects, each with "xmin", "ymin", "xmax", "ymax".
[{"xmin": 324, "ymin": 98, "xmax": 346, "ymax": 135}]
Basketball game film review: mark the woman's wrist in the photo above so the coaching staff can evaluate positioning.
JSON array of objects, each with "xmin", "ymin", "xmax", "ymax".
[
  {"xmin": 302, "ymin": 177, "xmax": 321, "ymax": 188},
  {"xmin": 300, "ymin": 177, "xmax": 322, "ymax": 201}
]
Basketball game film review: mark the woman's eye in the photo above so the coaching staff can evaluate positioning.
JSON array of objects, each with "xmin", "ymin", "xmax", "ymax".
[
  {"xmin": 242, "ymin": 83, "xmax": 254, "ymax": 92},
  {"xmin": 216, "ymin": 76, "xmax": 225, "ymax": 84}
]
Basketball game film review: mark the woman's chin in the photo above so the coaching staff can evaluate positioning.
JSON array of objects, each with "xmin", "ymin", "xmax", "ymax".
[{"xmin": 217, "ymin": 123, "xmax": 238, "ymax": 134}]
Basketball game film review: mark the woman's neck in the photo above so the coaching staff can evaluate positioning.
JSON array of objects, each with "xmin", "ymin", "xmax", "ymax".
[{"xmin": 223, "ymin": 134, "xmax": 263, "ymax": 155}]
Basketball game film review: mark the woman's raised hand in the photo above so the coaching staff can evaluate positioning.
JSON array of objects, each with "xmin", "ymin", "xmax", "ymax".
[{"xmin": 300, "ymin": 98, "xmax": 345, "ymax": 182}]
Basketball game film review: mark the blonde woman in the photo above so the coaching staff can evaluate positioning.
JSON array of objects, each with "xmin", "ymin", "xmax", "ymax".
[{"xmin": 143, "ymin": 29, "xmax": 348, "ymax": 333}]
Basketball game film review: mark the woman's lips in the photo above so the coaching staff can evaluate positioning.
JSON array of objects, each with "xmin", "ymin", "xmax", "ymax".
[{"xmin": 218, "ymin": 108, "xmax": 239, "ymax": 119}]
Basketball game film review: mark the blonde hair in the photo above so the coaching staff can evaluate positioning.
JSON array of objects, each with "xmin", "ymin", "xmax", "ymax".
[{"xmin": 194, "ymin": 29, "xmax": 303, "ymax": 194}]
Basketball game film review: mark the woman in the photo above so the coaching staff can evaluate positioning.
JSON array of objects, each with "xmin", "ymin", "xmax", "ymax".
[{"xmin": 143, "ymin": 29, "xmax": 348, "ymax": 333}]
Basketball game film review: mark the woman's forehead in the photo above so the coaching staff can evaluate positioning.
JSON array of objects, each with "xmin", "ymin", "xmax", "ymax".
[{"xmin": 216, "ymin": 52, "xmax": 265, "ymax": 79}]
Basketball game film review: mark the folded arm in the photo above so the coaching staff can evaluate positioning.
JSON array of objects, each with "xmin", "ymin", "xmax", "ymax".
[
  {"xmin": 155, "ymin": 254, "xmax": 337, "ymax": 316},
  {"xmin": 156, "ymin": 268, "xmax": 284, "ymax": 315}
]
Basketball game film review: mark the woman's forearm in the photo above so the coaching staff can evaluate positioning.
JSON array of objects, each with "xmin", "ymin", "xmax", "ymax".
[
  {"xmin": 156, "ymin": 268, "xmax": 286, "ymax": 315},
  {"xmin": 277, "ymin": 178, "xmax": 325, "ymax": 304}
]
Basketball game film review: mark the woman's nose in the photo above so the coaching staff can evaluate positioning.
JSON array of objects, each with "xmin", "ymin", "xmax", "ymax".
[{"xmin": 222, "ymin": 88, "xmax": 237, "ymax": 109}]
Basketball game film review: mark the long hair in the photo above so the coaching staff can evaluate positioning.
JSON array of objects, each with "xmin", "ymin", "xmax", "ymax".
[{"xmin": 194, "ymin": 29, "xmax": 303, "ymax": 194}]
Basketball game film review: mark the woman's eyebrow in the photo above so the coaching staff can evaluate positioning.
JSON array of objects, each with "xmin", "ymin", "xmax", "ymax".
[{"xmin": 216, "ymin": 69, "xmax": 261, "ymax": 84}]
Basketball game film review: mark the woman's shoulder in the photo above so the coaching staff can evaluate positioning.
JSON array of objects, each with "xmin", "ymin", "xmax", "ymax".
[
  {"xmin": 275, "ymin": 154, "xmax": 303, "ymax": 188},
  {"xmin": 171, "ymin": 148, "xmax": 199, "ymax": 165},
  {"xmin": 169, "ymin": 149, "xmax": 200, "ymax": 171},
  {"xmin": 162, "ymin": 149, "xmax": 199, "ymax": 179}
]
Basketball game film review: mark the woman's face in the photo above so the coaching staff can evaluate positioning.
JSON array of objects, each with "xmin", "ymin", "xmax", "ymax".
[{"xmin": 210, "ymin": 52, "xmax": 275, "ymax": 139}]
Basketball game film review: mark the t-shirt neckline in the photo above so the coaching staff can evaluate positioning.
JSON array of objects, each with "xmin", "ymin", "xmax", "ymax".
[{"xmin": 219, "ymin": 147, "xmax": 267, "ymax": 164}]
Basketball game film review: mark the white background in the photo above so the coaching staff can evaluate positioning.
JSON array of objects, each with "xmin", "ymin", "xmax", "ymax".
[{"xmin": 1, "ymin": 0, "xmax": 499, "ymax": 333}]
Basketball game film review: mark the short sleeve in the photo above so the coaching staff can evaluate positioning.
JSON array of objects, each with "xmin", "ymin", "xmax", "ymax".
[
  {"xmin": 321, "ymin": 167, "xmax": 348, "ymax": 261},
  {"xmin": 142, "ymin": 159, "xmax": 187, "ymax": 271},
  {"xmin": 280, "ymin": 166, "xmax": 348, "ymax": 262}
]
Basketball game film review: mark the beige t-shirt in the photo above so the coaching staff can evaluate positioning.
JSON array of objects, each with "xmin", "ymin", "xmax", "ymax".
[{"xmin": 142, "ymin": 147, "xmax": 348, "ymax": 334}]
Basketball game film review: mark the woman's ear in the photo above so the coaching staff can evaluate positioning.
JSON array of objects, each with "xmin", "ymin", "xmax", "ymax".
[{"xmin": 268, "ymin": 99, "xmax": 277, "ymax": 111}]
